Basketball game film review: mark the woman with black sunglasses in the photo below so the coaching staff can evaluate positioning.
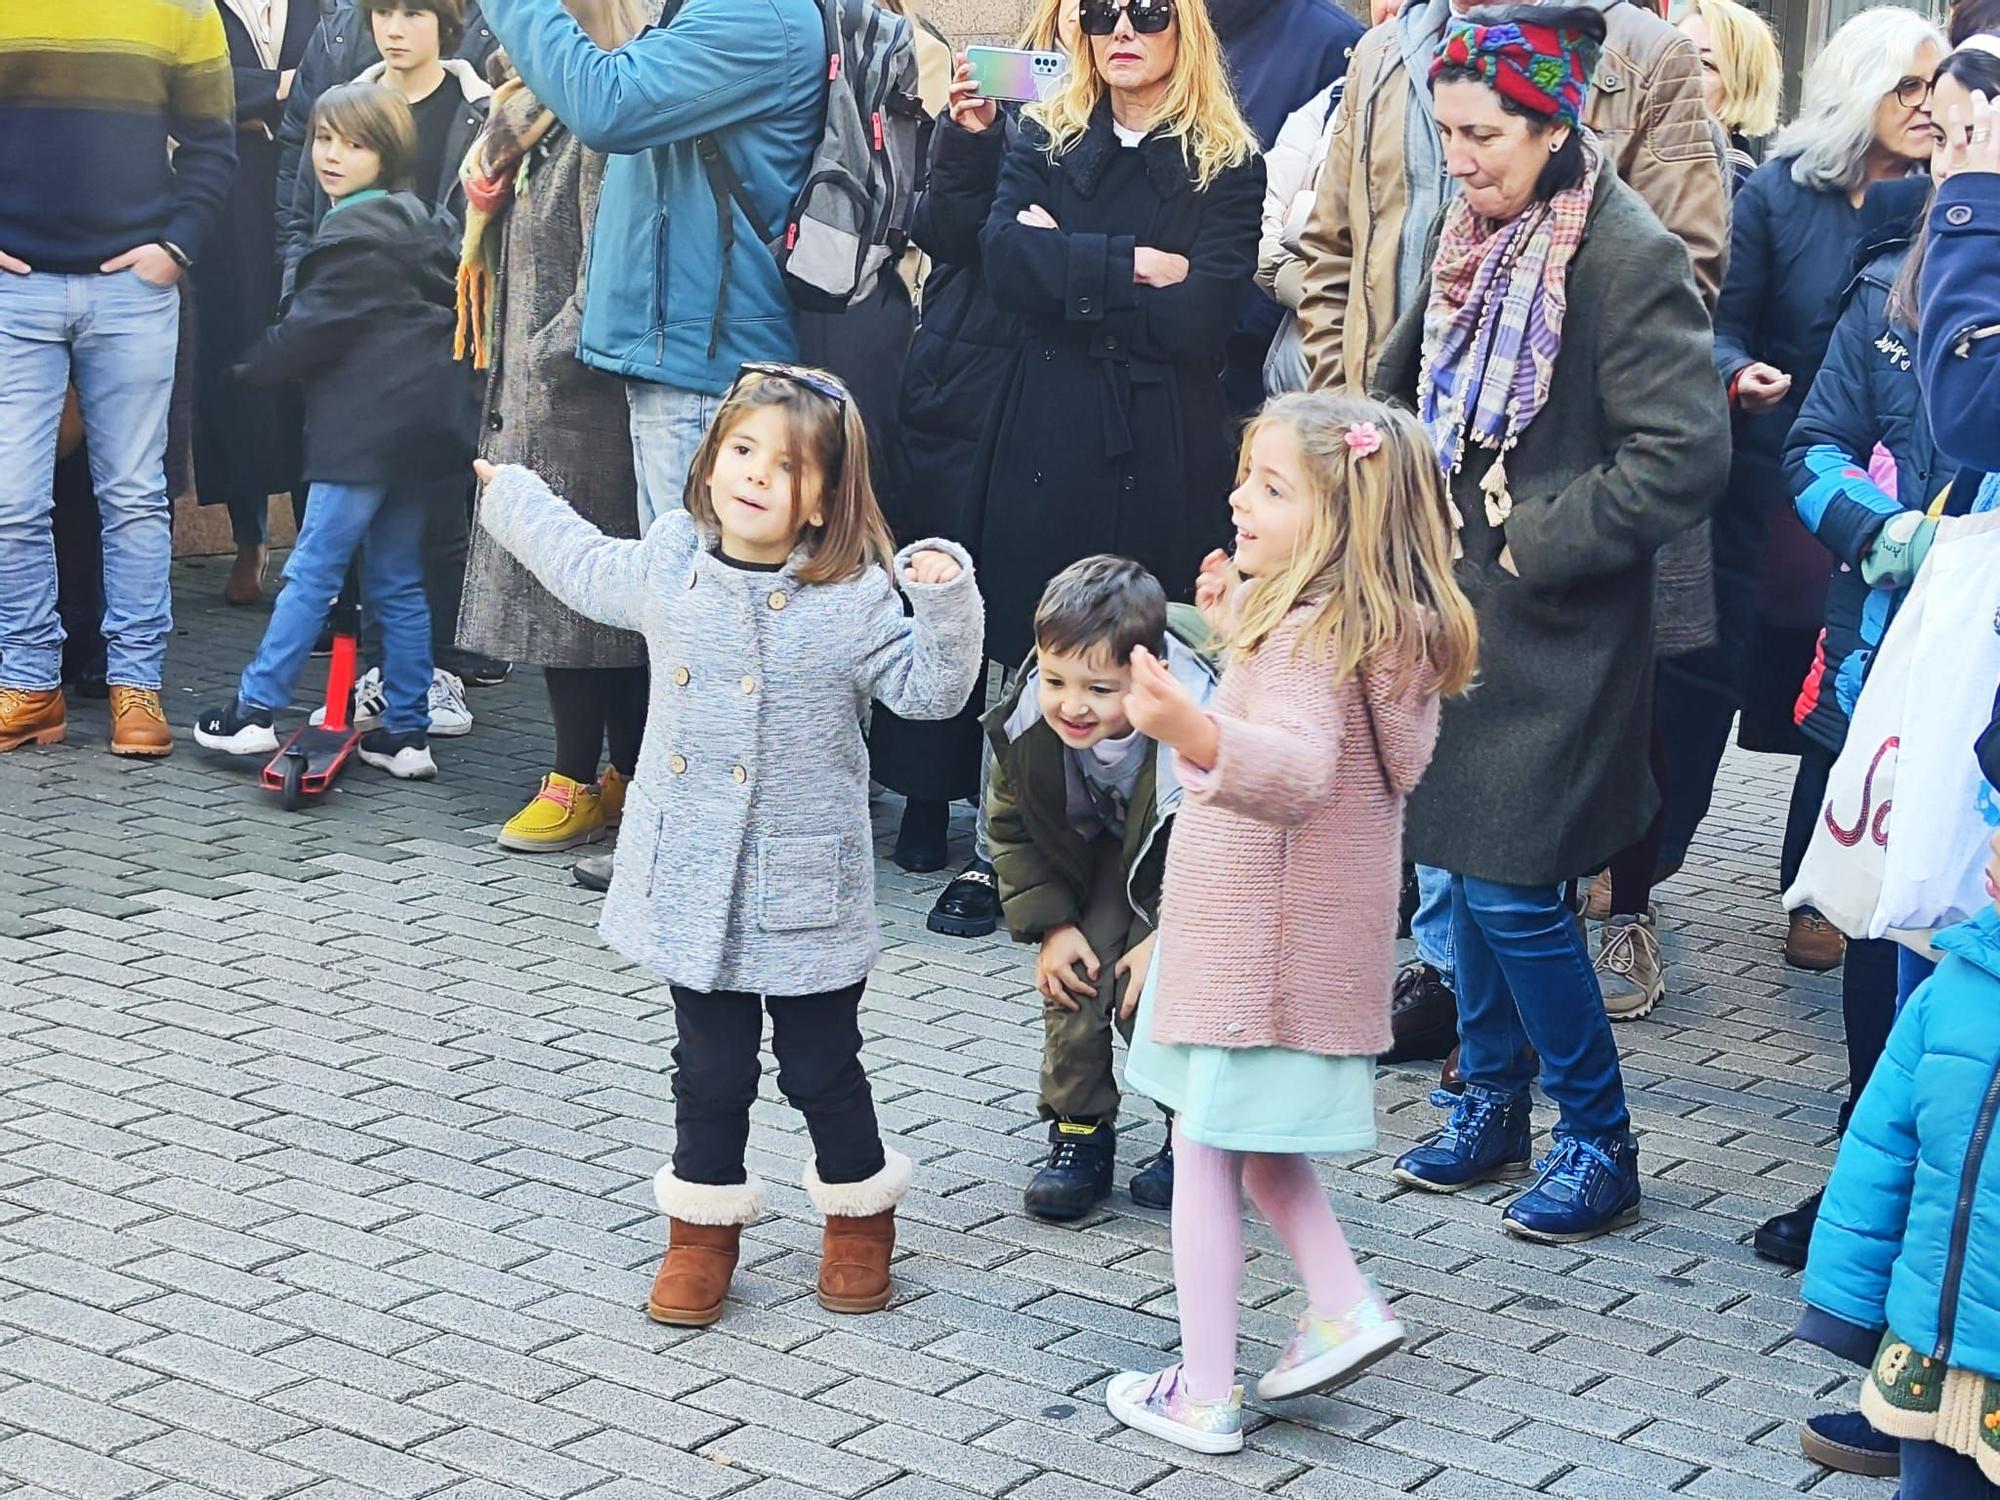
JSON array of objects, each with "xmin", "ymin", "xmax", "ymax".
[{"xmin": 971, "ymin": 0, "xmax": 1262, "ymax": 742}]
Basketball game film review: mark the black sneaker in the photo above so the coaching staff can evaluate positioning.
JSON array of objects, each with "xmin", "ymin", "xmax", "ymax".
[
  {"xmin": 356, "ymin": 727, "xmax": 437, "ymax": 780},
  {"xmin": 1023, "ymin": 1120, "xmax": 1116, "ymax": 1221},
  {"xmin": 927, "ymin": 859, "xmax": 999, "ymax": 938},
  {"xmin": 1129, "ymin": 1136, "xmax": 1173, "ymax": 1209},
  {"xmin": 444, "ymin": 651, "xmax": 512, "ymax": 687},
  {"xmin": 310, "ymin": 625, "xmax": 336, "ymax": 658},
  {"xmin": 193, "ymin": 699, "xmax": 279, "ymax": 756}
]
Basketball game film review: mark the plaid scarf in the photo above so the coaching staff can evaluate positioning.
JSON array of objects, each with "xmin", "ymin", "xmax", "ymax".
[
  {"xmin": 1417, "ymin": 130, "xmax": 1602, "ymax": 531},
  {"xmin": 454, "ymin": 71, "xmax": 556, "ymax": 369}
]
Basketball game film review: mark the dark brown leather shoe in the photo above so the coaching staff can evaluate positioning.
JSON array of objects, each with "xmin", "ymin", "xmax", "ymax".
[
  {"xmin": 1384, "ymin": 962, "xmax": 1458, "ymax": 1065},
  {"xmin": 1786, "ymin": 910, "xmax": 1846, "ymax": 971}
]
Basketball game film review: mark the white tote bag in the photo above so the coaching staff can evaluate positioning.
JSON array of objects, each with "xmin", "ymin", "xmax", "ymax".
[
  {"xmin": 1873, "ymin": 512, "xmax": 2000, "ymax": 933},
  {"xmin": 1782, "ymin": 562, "xmax": 1923, "ymax": 939}
]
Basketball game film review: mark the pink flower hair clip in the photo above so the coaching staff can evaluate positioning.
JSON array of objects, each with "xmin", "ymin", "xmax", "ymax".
[{"xmin": 1345, "ymin": 421, "xmax": 1384, "ymax": 458}]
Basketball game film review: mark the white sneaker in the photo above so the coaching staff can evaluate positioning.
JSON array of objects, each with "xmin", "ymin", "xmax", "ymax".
[
  {"xmin": 356, "ymin": 729, "xmax": 437, "ymax": 781},
  {"xmin": 426, "ymin": 668, "xmax": 473, "ymax": 738},
  {"xmin": 309, "ymin": 666, "xmax": 385, "ymax": 730}
]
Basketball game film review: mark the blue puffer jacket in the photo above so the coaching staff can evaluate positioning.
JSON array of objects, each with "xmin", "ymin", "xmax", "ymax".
[
  {"xmin": 1783, "ymin": 182, "xmax": 1941, "ymax": 756},
  {"xmin": 480, "ymin": 0, "xmax": 824, "ymax": 394},
  {"xmin": 1920, "ymin": 173, "xmax": 2000, "ymax": 473},
  {"xmin": 1800, "ymin": 909, "xmax": 2000, "ymax": 1380}
]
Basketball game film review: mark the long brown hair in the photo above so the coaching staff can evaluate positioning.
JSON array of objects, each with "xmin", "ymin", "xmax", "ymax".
[
  {"xmin": 310, "ymin": 81, "xmax": 418, "ymax": 193},
  {"xmin": 681, "ymin": 368, "xmax": 897, "ymax": 586},
  {"xmin": 1230, "ymin": 393, "xmax": 1479, "ymax": 697}
]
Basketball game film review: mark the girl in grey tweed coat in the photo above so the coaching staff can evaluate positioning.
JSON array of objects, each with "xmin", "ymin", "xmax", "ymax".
[{"xmin": 475, "ymin": 366, "xmax": 984, "ymax": 1329}]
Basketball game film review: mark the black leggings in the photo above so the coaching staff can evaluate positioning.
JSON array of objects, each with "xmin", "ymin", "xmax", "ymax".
[
  {"xmin": 669, "ymin": 982, "xmax": 886, "ymax": 1187},
  {"xmin": 545, "ymin": 666, "xmax": 647, "ymax": 784}
]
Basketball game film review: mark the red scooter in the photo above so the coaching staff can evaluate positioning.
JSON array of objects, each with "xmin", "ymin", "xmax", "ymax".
[{"xmin": 261, "ymin": 586, "xmax": 362, "ymax": 810}]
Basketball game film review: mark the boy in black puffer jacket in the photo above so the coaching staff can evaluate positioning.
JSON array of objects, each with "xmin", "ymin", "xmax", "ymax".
[{"xmin": 195, "ymin": 81, "xmax": 477, "ymax": 782}]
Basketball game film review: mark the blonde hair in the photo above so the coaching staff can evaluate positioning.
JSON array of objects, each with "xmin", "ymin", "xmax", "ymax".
[
  {"xmin": 1029, "ymin": 0, "xmax": 1258, "ymax": 189},
  {"xmin": 1230, "ymin": 393, "xmax": 1478, "ymax": 698},
  {"xmin": 681, "ymin": 368, "xmax": 897, "ymax": 586},
  {"xmin": 566, "ymin": 0, "xmax": 648, "ymax": 48},
  {"xmin": 310, "ymin": 81, "xmax": 418, "ymax": 192},
  {"xmin": 1017, "ymin": 0, "xmax": 1068, "ymax": 48},
  {"xmin": 1683, "ymin": 0, "xmax": 1782, "ymax": 138}
]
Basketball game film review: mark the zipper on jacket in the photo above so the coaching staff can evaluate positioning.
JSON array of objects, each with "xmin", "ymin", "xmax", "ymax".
[
  {"xmin": 653, "ymin": 212, "xmax": 668, "ymax": 363},
  {"xmin": 1934, "ymin": 1054, "xmax": 2000, "ymax": 1364}
]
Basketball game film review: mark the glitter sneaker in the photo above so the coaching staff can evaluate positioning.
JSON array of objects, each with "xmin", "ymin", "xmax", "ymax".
[
  {"xmin": 1257, "ymin": 1284, "xmax": 1407, "ymax": 1400},
  {"xmin": 1105, "ymin": 1365, "xmax": 1244, "ymax": 1455}
]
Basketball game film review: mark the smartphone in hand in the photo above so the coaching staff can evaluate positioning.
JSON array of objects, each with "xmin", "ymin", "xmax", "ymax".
[{"xmin": 964, "ymin": 45, "xmax": 1067, "ymax": 103}]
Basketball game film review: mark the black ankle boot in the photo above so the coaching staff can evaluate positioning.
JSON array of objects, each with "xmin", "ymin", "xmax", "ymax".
[
  {"xmin": 893, "ymin": 798, "xmax": 950, "ymax": 873},
  {"xmin": 1128, "ymin": 1135, "xmax": 1173, "ymax": 1209},
  {"xmin": 1024, "ymin": 1121, "xmax": 1116, "ymax": 1221}
]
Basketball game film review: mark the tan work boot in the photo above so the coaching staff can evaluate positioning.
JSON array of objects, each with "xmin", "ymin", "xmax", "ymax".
[
  {"xmin": 1595, "ymin": 910, "xmax": 1665, "ymax": 1021},
  {"xmin": 0, "ymin": 688, "xmax": 66, "ymax": 751},
  {"xmin": 805, "ymin": 1150, "xmax": 911, "ymax": 1314},
  {"xmin": 645, "ymin": 1172, "xmax": 762, "ymax": 1327},
  {"xmin": 109, "ymin": 687, "xmax": 173, "ymax": 758}
]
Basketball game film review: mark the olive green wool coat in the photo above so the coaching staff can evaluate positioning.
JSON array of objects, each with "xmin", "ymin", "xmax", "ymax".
[{"xmin": 1374, "ymin": 168, "xmax": 1730, "ymax": 887}]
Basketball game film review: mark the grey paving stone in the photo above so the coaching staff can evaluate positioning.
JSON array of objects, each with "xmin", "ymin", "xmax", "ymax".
[
  {"xmin": 0, "ymin": 1433, "xmax": 159, "ymax": 1500},
  {"xmin": 119, "ymin": 1431, "xmax": 317, "ymax": 1500}
]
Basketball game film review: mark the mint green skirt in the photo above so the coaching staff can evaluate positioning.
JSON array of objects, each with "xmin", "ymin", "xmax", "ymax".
[{"xmin": 1123, "ymin": 951, "xmax": 1379, "ymax": 1154}]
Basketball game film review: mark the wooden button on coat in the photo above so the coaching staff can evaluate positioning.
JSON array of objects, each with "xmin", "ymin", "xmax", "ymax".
[
  {"xmin": 669, "ymin": 754, "xmax": 687, "ymax": 774},
  {"xmin": 768, "ymin": 591, "xmax": 788, "ymax": 611},
  {"xmin": 673, "ymin": 666, "xmax": 690, "ymax": 687},
  {"xmin": 731, "ymin": 765, "xmax": 747, "ymax": 784}
]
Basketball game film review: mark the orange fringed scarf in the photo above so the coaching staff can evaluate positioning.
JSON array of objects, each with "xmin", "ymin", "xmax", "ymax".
[{"xmin": 454, "ymin": 73, "xmax": 555, "ymax": 369}]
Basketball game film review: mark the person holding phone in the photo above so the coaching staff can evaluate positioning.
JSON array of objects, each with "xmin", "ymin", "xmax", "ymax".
[{"xmin": 869, "ymin": 0, "xmax": 1080, "ymax": 881}]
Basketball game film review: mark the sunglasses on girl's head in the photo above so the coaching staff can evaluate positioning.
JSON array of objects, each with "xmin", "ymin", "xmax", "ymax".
[
  {"xmin": 735, "ymin": 361, "xmax": 850, "ymax": 408},
  {"xmin": 1079, "ymin": 0, "xmax": 1174, "ymax": 36}
]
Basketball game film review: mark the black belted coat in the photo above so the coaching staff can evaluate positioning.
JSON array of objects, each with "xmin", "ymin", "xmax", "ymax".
[{"xmin": 973, "ymin": 103, "xmax": 1264, "ymax": 664}]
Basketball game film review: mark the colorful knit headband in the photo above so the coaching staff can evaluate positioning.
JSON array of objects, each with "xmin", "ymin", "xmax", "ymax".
[{"xmin": 1432, "ymin": 17, "xmax": 1596, "ymax": 131}]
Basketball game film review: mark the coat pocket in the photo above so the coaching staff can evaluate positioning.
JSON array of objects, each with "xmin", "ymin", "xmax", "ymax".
[{"xmin": 756, "ymin": 834, "xmax": 845, "ymax": 933}]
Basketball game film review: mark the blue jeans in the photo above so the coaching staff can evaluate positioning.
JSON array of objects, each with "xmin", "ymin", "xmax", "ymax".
[
  {"xmin": 239, "ymin": 481, "xmax": 431, "ymax": 734},
  {"xmin": 1412, "ymin": 864, "xmax": 1456, "ymax": 984},
  {"xmin": 1450, "ymin": 873, "xmax": 1631, "ymax": 1140},
  {"xmin": 0, "ymin": 269, "xmax": 179, "ymax": 690},
  {"xmin": 627, "ymin": 381, "xmax": 720, "ymax": 535},
  {"xmin": 1901, "ymin": 1439, "xmax": 1999, "ymax": 1499}
]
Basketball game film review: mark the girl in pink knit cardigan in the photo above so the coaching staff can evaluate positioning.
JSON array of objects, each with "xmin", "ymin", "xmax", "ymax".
[{"xmin": 1104, "ymin": 393, "xmax": 1478, "ymax": 1454}]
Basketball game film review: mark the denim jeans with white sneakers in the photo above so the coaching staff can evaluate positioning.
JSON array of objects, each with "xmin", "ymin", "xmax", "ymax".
[
  {"xmin": 627, "ymin": 381, "xmax": 720, "ymax": 535},
  {"xmin": 0, "ymin": 269, "xmax": 179, "ymax": 690},
  {"xmin": 239, "ymin": 482, "xmax": 432, "ymax": 736}
]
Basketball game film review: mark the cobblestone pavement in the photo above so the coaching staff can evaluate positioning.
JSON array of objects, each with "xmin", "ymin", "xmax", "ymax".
[{"xmin": 0, "ymin": 559, "xmax": 1889, "ymax": 1500}]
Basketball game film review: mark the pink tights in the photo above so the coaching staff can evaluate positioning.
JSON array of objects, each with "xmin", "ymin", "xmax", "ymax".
[{"xmin": 1171, "ymin": 1123, "xmax": 1369, "ymax": 1401}]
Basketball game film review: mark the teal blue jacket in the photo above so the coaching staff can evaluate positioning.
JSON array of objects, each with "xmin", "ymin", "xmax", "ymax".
[
  {"xmin": 1800, "ymin": 910, "xmax": 2000, "ymax": 1379},
  {"xmin": 480, "ymin": 0, "xmax": 823, "ymax": 392}
]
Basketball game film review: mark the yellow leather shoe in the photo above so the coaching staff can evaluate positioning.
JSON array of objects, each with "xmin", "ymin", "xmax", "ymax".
[
  {"xmin": 598, "ymin": 766, "xmax": 629, "ymax": 828},
  {"xmin": 0, "ymin": 688, "xmax": 66, "ymax": 752},
  {"xmin": 109, "ymin": 687, "xmax": 172, "ymax": 758},
  {"xmin": 497, "ymin": 773, "xmax": 605, "ymax": 852}
]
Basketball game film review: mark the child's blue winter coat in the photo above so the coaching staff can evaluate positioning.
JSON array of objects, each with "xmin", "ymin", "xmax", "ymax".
[{"xmin": 1801, "ymin": 909, "xmax": 2000, "ymax": 1378}]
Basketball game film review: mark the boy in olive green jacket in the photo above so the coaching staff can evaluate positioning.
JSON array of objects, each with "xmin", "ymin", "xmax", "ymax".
[{"xmin": 984, "ymin": 557, "xmax": 1218, "ymax": 1221}]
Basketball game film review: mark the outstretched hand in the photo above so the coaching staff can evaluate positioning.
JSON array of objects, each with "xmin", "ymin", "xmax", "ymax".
[
  {"xmin": 473, "ymin": 459, "xmax": 499, "ymax": 488},
  {"xmin": 1193, "ymin": 548, "xmax": 1237, "ymax": 627},
  {"xmin": 1124, "ymin": 645, "xmax": 1217, "ymax": 768},
  {"xmin": 905, "ymin": 548, "xmax": 962, "ymax": 586}
]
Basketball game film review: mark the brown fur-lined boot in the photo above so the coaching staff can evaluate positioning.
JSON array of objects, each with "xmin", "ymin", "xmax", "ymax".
[
  {"xmin": 805, "ymin": 1150, "xmax": 911, "ymax": 1314},
  {"xmin": 645, "ymin": 1172, "xmax": 763, "ymax": 1327}
]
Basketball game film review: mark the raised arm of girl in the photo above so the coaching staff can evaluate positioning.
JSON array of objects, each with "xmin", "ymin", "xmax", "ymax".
[
  {"xmin": 474, "ymin": 459, "xmax": 657, "ymax": 635},
  {"xmin": 854, "ymin": 539, "xmax": 986, "ymax": 722}
]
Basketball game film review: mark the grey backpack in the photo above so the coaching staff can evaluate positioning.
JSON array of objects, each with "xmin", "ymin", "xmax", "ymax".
[{"xmin": 690, "ymin": 0, "xmax": 925, "ymax": 352}]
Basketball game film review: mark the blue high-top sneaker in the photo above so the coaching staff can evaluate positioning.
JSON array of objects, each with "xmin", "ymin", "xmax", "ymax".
[
  {"xmin": 1501, "ymin": 1132, "xmax": 1642, "ymax": 1243},
  {"xmin": 1392, "ymin": 1083, "xmax": 1533, "ymax": 1191}
]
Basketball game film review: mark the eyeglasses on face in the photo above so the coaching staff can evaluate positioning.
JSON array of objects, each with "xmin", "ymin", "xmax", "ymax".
[
  {"xmin": 1892, "ymin": 73, "xmax": 1932, "ymax": 109},
  {"xmin": 1079, "ymin": 0, "xmax": 1174, "ymax": 36},
  {"xmin": 735, "ymin": 362, "xmax": 850, "ymax": 407}
]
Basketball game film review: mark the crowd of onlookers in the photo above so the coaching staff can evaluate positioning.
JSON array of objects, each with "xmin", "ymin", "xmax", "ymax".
[{"xmin": 4, "ymin": 0, "xmax": 2000, "ymax": 1486}]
